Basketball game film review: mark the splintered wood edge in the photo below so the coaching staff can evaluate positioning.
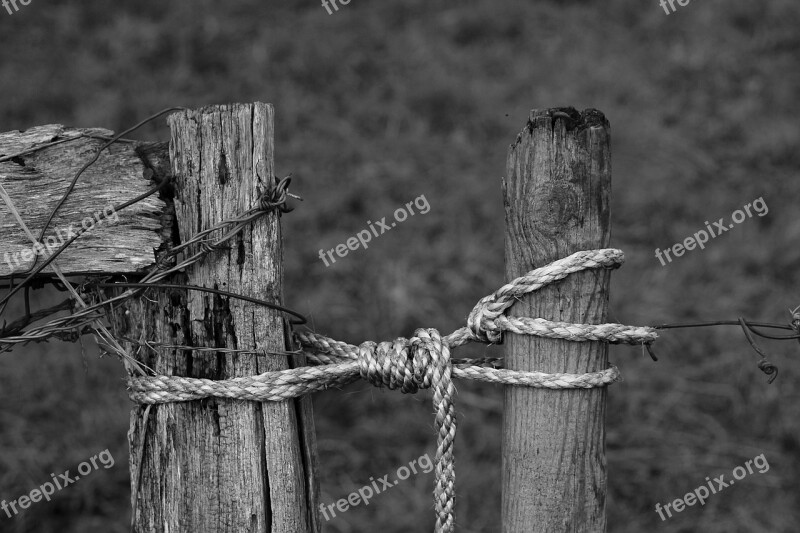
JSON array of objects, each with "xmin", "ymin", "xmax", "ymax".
[{"xmin": 0, "ymin": 124, "xmax": 169, "ymax": 278}]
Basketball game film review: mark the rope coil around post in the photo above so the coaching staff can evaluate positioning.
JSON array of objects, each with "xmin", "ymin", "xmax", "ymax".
[{"xmin": 126, "ymin": 248, "xmax": 658, "ymax": 533}]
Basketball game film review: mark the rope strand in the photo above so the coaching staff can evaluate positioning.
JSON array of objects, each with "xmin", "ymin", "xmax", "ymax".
[{"xmin": 126, "ymin": 248, "xmax": 656, "ymax": 533}]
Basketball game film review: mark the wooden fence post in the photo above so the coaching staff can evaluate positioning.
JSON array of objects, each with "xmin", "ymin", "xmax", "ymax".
[
  {"xmin": 502, "ymin": 108, "xmax": 611, "ymax": 532},
  {"xmin": 106, "ymin": 103, "xmax": 319, "ymax": 532}
]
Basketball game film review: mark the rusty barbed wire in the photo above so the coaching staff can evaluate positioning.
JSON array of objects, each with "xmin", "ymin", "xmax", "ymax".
[
  {"xmin": 1, "ymin": 109, "xmax": 798, "ymax": 385},
  {"xmin": 0, "ymin": 109, "xmax": 300, "ymax": 367},
  {"xmin": 0, "ymin": 175, "xmax": 299, "ymax": 358},
  {"xmin": 0, "ymin": 107, "xmax": 189, "ymax": 319}
]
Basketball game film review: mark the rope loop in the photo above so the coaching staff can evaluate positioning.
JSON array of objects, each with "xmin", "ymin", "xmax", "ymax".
[
  {"xmin": 119, "ymin": 248, "xmax": 659, "ymax": 533},
  {"xmin": 465, "ymin": 249, "xmax": 627, "ymax": 345},
  {"xmin": 466, "ymin": 294, "xmax": 505, "ymax": 344},
  {"xmin": 358, "ymin": 328, "xmax": 451, "ymax": 394}
]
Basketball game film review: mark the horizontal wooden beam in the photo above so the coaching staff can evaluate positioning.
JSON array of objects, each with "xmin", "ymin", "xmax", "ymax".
[{"xmin": 0, "ymin": 124, "xmax": 169, "ymax": 278}]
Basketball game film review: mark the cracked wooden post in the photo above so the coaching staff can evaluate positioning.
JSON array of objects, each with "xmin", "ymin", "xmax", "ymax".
[
  {"xmin": 502, "ymin": 108, "xmax": 611, "ymax": 532},
  {"xmin": 107, "ymin": 103, "xmax": 319, "ymax": 532}
]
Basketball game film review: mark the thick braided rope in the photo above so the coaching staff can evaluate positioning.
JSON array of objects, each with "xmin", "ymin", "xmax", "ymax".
[{"xmin": 126, "ymin": 248, "xmax": 657, "ymax": 533}]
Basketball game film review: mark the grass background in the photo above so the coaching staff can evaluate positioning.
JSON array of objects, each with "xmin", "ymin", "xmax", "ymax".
[{"xmin": 1, "ymin": 0, "xmax": 799, "ymax": 531}]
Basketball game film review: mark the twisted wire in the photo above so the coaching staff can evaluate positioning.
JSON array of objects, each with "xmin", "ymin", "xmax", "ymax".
[{"xmin": 0, "ymin": 176, "xmax": 297, "ymax": 356}]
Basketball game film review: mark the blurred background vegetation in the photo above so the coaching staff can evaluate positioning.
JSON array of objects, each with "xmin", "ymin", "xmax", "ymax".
[{"xmin": 1, "ymin": 0, "xmax": 799, "ymax": 531}]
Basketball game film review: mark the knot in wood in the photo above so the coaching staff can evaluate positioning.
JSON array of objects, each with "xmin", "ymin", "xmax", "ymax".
[{"xmin": 358, "ymin": 328, "xmax": 450, "ymax": 394}]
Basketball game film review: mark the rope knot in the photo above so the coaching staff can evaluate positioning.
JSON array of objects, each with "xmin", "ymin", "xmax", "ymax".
[
  {"xmin": 358, "ymin": 328, "xmax": 451, "ymax": 394},
  {"xmin": 466, "ymin": 294, "xmax": 507, "ymax": 344},
  {"xmin": 465, "ymin": 249, "xmax": 629, "ymax": 345}
]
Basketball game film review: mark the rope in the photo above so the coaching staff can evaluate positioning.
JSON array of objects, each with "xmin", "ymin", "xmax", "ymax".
[
  {"xmin": 4, "ymin": 112, "xmax": 790, "ymax": 531},
  {"xmin": 127, "ymin": 248, "xmax": 657, "ymax": 533}
]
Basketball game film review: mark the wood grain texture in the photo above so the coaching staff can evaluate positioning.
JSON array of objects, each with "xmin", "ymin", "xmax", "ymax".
[
  {"xmin": 501, "ymin": 108, "xmax": 611, "ymax": 533},
  {"xmin": 0, "ymin": 125, "xmax": 168, "ymax": 278},
  {"xmin": 107, "ymin": 104, "xmax": 318, "ymax": 532}
]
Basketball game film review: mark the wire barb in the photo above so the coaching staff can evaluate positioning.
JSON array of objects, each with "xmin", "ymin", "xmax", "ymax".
[{"xmin": 0, "ymin": 129, "xmax": 299, "ymax": 356}]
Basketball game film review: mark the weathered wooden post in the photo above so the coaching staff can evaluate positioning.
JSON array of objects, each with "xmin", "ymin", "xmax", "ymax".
[
  {"xmin": 0, "ymin": 103, "xmax": 318, "ymax": 531},
  {"xmin": 104, "ymin": 103, "xmax": 319, "ymax": 532},
  {"xmin": 502, "ymin": 108, "xmax": 611, "ymax": 532}
]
